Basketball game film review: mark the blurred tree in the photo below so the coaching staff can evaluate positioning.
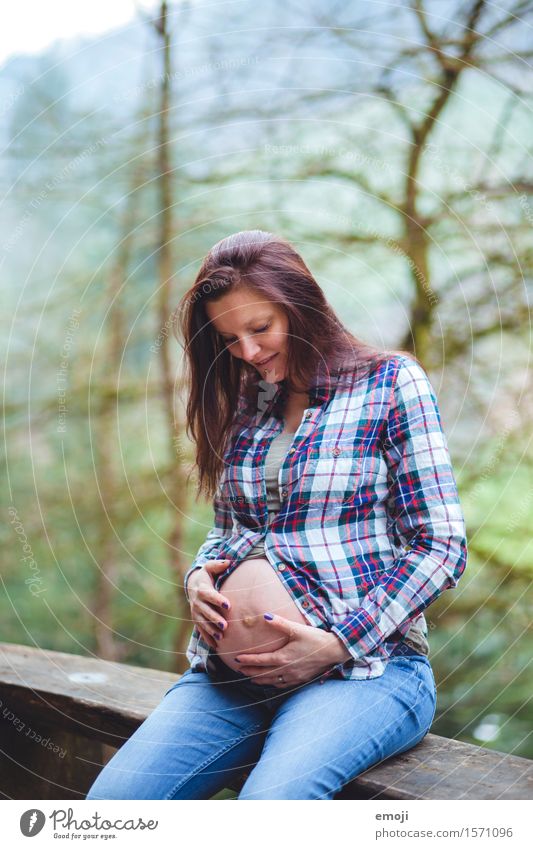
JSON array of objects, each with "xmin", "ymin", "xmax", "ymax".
[{"xmin": 152, "ymin": 0, "xmax": 192, "ymax": 671}]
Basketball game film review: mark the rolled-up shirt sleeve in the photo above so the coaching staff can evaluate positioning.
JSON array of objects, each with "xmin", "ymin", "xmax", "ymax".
[{"xmin": 330, "ymin": 356, "xmax": 467, "ymax": 661}]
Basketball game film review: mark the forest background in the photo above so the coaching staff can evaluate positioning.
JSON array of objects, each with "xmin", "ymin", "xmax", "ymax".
[{"xmin": 1, "ymin": 0, "xmax": 532, "ymax": 760}]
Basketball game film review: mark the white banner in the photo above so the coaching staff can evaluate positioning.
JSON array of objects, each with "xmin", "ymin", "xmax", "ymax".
[{"xmin": 2, "ymin": 799, "xmax": 530, "ymax": 848}]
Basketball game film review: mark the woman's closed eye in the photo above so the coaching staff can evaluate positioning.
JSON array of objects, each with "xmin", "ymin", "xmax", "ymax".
[{"xmin": 222, "ymin": 324, "xmax": 270, "ymax": 346}]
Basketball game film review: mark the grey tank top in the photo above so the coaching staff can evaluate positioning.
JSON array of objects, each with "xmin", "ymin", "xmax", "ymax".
[
  {"xmin": 242, "ymin": 430, "xmax": 430, "ymax": 656},
  {"xmin": 246, "ymin": 430, "xmax": 295, "ymax": 559}
]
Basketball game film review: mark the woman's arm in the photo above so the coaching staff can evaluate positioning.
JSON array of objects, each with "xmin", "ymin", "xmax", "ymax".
[{"xmin": 330, "ymin": 355, "xmax": 468, "ymax": 661}]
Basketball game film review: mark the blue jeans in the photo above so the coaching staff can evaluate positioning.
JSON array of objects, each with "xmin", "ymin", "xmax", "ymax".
[{"xmin": 86, "ymin": 645, "xmax": 437, "ymax": 800}]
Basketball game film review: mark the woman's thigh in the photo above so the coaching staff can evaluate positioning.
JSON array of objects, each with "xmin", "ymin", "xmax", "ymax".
[
  {"xmin": 239, "ymin": 656, "xmax": 437, "ymax": 800},
  {"xmin": 86, "ymin": 668, "xmax": 272, "ymax": 800}
]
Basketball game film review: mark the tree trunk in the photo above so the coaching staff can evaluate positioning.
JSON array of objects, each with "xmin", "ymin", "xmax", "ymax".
[{"xmin": 154, "ymin": 1, "xmax": 190, "ymax": 673}]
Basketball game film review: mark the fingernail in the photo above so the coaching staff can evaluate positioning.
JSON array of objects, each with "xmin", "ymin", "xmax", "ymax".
[
  {"xmin": 264, "ymin": 613, "xmax": 273, "ymax": 621},
  {"xmin": 217, "ymin": 621, "xmax": 226, "ymax": 630},
  {"xmin": 214, "ymin": 632, "xmax": 221, "ymax": 640},
  {"xmin": 222, "ymin": 602, "xmax": 229, "ymax": 610},
  {"xmin": 235, "ymin": 657, "xmax": 241, "ymax": 663}
]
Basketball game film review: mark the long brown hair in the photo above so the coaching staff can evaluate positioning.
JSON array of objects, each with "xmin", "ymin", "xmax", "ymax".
[{"xmin": 174, "ymin": 230, "xmax": 416, "ymax": 499}]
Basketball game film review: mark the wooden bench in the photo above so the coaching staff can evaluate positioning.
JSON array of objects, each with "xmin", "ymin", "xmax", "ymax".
[{"xmin": 1, "ymin": 641, "xmax": 531, "ymax": 800}]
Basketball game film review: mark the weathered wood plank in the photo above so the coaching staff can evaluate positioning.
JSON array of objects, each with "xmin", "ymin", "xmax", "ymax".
[
  {"xmin": 0, "ymin": 641, "xmax": 177, "ymax": 747},
  {"xmin": 0, "ymin": 712, "xmax": 104, "ymax": 799},
  {"xmin": 337, "ymin": 734, "xmax": 533, "ymax": 800},
  {"xmin": 1, "ymin": 642, "xmax": 531, "ymax": 800}
]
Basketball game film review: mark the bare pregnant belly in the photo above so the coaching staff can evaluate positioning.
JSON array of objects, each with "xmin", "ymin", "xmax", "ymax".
[{"xmin": 215, "ymin": 557, "xmax": 310, "ymax": 673}]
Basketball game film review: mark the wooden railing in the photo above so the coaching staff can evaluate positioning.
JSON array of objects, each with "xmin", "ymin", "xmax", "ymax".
[{"xmin": 1, "ymin": 641, "xmax": 531, "ymax": 800}]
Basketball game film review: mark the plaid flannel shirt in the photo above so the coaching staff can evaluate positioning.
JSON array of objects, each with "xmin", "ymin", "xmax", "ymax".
[{"xmin": 184, "ymin": 353, "xmax": 467, "ymax": 680}]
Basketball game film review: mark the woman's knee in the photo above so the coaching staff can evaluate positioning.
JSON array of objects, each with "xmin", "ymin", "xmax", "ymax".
[
  {"xmin": 85, "ymin": 759, "xmax": 143, "ymax": 800},
  {"xmin": 86, "ymin": 772, "xmax": 126, "ymax": 801},
  {"xmin": 239, "ymin": 768, "xmax": 338, "ymax": 800},
  {"xmin": 86, "ymin": 671, "xmax": 272, "ymax": 800}
]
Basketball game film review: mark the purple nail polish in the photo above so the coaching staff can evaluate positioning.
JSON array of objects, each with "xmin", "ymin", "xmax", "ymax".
[
  {"xmin": 217, "ymin": 621, "xmax": 225, "ymax": 630},
  {"xmin": 214, "ymin": 632, "xmax": 221, "ymax": 640},
  {"xmin": 264, "ymin": 613, "xmax": 274, "ymax": 621},
  {"xmin": 222, "ymin": 602, "xmax": 229, "ymax": 610}
]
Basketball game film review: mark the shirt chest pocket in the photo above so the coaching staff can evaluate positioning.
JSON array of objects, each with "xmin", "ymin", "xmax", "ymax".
[{"xmin": 307, "ymin": 440, "xmax": 387, "ymax": 504}]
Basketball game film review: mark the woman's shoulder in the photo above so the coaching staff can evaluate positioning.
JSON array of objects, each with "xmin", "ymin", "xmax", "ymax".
[
  {"xmin": 336, "ymin": 350, "xmax": 426, "ymax": 390},
  {"xmin": 385, "ymin": 353, "xmax": 437, "ymax": 401},
  {"xmin": 332, "ymin": 354, "xmax": 439, "ymax": 424}
]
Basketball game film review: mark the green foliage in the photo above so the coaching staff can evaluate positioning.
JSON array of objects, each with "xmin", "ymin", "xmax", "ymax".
[{"xmin": 2, "ymin": 0, "xmax": 532, "ymax": 770}]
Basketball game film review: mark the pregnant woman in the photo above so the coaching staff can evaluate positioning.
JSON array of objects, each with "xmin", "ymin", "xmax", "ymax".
[{"xmin": 87, "ymin": 229, "xmax": 467, "ymax": 800}]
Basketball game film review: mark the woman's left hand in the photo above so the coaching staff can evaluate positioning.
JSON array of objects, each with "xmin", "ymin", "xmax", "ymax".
[{"xmin": 235, "ymin": 613, "xmax": 351, "ymax": 687}]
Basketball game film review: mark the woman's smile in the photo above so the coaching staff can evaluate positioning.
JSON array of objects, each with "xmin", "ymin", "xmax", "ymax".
[{"xmin": 255, "ymin": 353, "xmax": 278, "ymax": 368}]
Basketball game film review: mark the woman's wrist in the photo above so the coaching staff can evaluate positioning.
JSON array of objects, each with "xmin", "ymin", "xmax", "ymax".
[
  {"xmin": 185, "ymin": 566, "xmax": 204, "ymax": 595},
  {"xmin": 324, "ymin": 631, "xmax": 352, "ymax": 665}
]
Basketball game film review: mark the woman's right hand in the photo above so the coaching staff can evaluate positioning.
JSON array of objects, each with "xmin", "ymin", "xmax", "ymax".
[{"xmin": 187, "ymin": 560, "xmax": 232, "ymax": 651}]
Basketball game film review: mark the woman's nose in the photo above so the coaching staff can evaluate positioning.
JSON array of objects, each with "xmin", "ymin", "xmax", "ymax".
[{"xmin": 239, "ymin": 336, "xmax": 261, "ymax": 362}]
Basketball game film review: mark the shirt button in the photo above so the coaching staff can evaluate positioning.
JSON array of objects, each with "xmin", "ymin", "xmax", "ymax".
[
  {"xmin": 304, "ymin": 411, "xmax": 312, "ymax": 420},
  {"xmin": 281, "ymin": 489, "xmax": 288, "ymax": 498},
  {"xmin": 302, "ymin": 599, "xmax": 309, "ymax": 608},
  {"xmin": 277, "ymin": 562, "xmax": 286, "ymax": 572},
  {"xmin": 288, "ymin": 447, "xmax": 296, "ymax": 454},
  {"xmin": 332, "ymin": 447, "xmax": 341, "ymax": 456}
]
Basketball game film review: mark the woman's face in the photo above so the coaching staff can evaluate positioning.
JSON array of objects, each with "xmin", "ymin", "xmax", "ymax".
[{"xmin": 206, "ymin": 287, "xmax": 289, "ymax": 382}]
